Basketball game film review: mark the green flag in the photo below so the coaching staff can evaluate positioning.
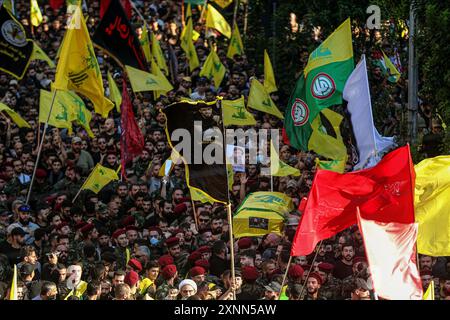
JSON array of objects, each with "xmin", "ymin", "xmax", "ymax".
[{"xmin": 222, "ymin": 96, "xmax": 256, "ymax": 126}]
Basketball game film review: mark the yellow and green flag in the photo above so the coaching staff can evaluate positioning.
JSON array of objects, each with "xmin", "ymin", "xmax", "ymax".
[
  {"xmin": 140, "ymin": 24, "xmax": 152, "ymax": 63},
  {"xmin": 264, "ymin": 50, "xmax": 277, "ymax": 93},
  {"xmin": 39, "ymin": 89, "xmax": 74, "ymax": 134},
  {"xmin": 315, "ymin": 157, "xmax": 347, "ymax": 174},
  {"xmin": 31, "ymin": 41, "xmax": 56, "ymax": 68},
  {"xmin": 270, "ymin": 142, "xmax": 300, "ymax": 177},
  {"xmin": 126, "ymin": 65, "xmax": 173, "ymax": 93},
  {"xmin": 150, "ymin": 33, "xmax": 169, "ymax": 76},
  {"xmin": 151, "ymin": 57, "xmax": 173, "ymax": 99},
  {"xmin": 30, "ymin": 0, "xmax": 43, "ymax": 26},
  {"xmin": 214, "ymin": 0, "xmax": 233, "ymax": 9},
  {"xmin": 67, "ymin": 90, "xmax": 94, "ymax": 138},
  {"xmin": 199, "ymin": 49, "xmax": 225, "ymax": 89},
  {"xmin": 0, "ymin": 103, "xmax": 30, "ymax": 128},
  {"xmin": 53, "ymin": 5, "xmax": 114, "ymax": 118},
  {"xmin": 205, "ymin": 4, "xmax": 231, "ymax": 38},
  {"xmin": 247, "ymin": 78, "xmax": 283, "ymax": 119},
  {"xmin": 284, "ymin": 18, "xmax": 354, "ymax": 151},
  {"xmin": 227, "ymin": 23, "xmax": 244, "ymax": 59},
  {"xmin": 180, "ymin": 8, "xmax": 200, "ymax": 72},
  {"xmin": 82, "ymin": 163, "xmax": 119, "ymax": 194},
  {"xmin": 373, "ymin": 50, "xmax": 401, "ymax": 83},
  {"xmin": 9, "ymin": 264, "xmax": 17, "ymax": 300},
  {"xmin": 222, "ymin": 96, "xmax": 256, "ymax": 126},
  {"xmin": 107, "ymin": 71, "xmax": 122, "ymax": 113},
  {"xmin": 414, "ymin": 156, "xmax": 450, "ymax": 257},
  {"xmin": 422, "ymin": 280, "xmax": 435, "ymax": 300}
]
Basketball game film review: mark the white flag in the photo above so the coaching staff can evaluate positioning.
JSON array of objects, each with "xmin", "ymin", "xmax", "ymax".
[{"xmin": 343, "ymin": 55, "xmax": 395, "ymax": 170}]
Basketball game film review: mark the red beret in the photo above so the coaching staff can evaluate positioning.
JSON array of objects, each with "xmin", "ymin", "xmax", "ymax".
[
  {"xmin": 128, "ymin": 258, "xmax": 143, "ymax": 272},
  {"xmin": 288, "ymin": 264, "xmax": 304, "ymax": 279},
  {"xmin": 267, "ymin": 268, "xmax": 282, "ymax": 281},
  {"xmin": 179, "ymin": 197, "xmax": 191, "ymax": 203},
  {"xmin": 171, "ymin": 228, "xmax": 184, "ymax": 236},
  {"xmin": 121, "ymin": 215, "xmax": 135, "ymax": 227},
  {"xmin": 80, "ymin": 223, "xmax": 95, "ymax": 235},
  {"xmin": 36, "ymin": 169, "xmax": 47, "ymax": 179},
  {"xmin": 74, "ymin": 221, "xmax": 88, "ymax": 230},
  {"xmin": 161, "ymin": 264, "xmax": 177, "ymax": 280},
  {"xmin": 353, "ymin": 256, "xmax": 367, "ymax": 265},
  {"xmin": 165, "ymin": 236, "xmax": 179, "ymax": 248},
  {"xmin": 190, "ymin": 266, "xmax": 206, "ymax": 277},
  {"xmin": 238, "ymin": 237, "xmax": 252, "ymax": 250},
  {"xmin": 242, "ymin": 266, "xmax": 259, "ymax": 283},
  {"xmin": 197, "ymin": 246, "xmax": 211, "ymax": 254},
  {"xmin": 308, "ymin": 272, "xmax": 323, "ymax": 285},
  {"xmin": 188, "ymin": 251, "xmax": 202, "ymax": 263},
  {"xmin": 56, "ymin": 222, "xmax": 69, "ymax": 230},
  {"xmin": 124, "ymin": 270, "xmax": 139, "ymax": 287},
  {"xmin": 173, "ymin": 203, "xmax": 187, "ymax": 215},
  {"xmin": 158, "ymin": 255, "xmax": 174, "ymax": 268},
  {"xmin": 148, "ymin": 226, "xmax": 162, "ymax": 234},
  {"xmin": 420, "ymin": 270, "xmax": 433, "ymax": 277},
  {"xmin": 112, "ymin": 228, "xmax": 126, "ymax": 239},
  {"xmin": 318, "ymin": 262, "xmax": 334, "ymax": 273},
  {"xmin": 194, "ymin": 259, "xmax": 210, "ymax": 270},
  {"xmin": 125, "ymin": 225, "xmax": 139, "ymax": 232}
]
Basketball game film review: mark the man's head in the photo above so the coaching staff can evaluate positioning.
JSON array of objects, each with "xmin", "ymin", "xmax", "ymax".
[
  {"xmin": 18, "ymin": 204, "xmax": 32, "ymax": 225},
  {"xmin": 179, "ymin": 279, "xmax": 197, "ymax": 299},
  {"xmin": 21, "ymin": 246, "xmax": 38, "ymax": 265},
  {"xmin": 341, "ymin": 243, "xmax": 355, "ymax": 263},
  {"xmin": 67, "ymin": 264, "xmax": 83, "ymax": 286},
  {"xmin": 114, "ymin": 283, "xmax": 130, "ymax": 300},
  {"xmin": 39, "ymin": 281, "xmax": 58, "ymax": 300},
  {"xmin": 306, "ymin": 272, "xmax": 322, "ymax": 295},
  {"xmin": 166, "ymin": 237, "xmax": 181, "ymax": 258},
  {"xmin": 419, "ymin": 255, "xmax": 435, "ymax": 272},
  {"xmin": 112, "ymin": 270, "xmax": 126, "ymax": 287},
  {"xmin": 264, "ymin": 281, "xmax": 281, "ymax": 300},
  {"xmin": 113, "ymin": 229, "xmax": 129, "ymax": 248},
  {"xmin": 71, "ymin": 137, "xmax": 82, "ymax": 153},
  {"xmin": 144, "ymin": 261, "xmax": 160, "ymax": 281},
  {"xmin": 350, "ymin": 278, "xmax": 371, "ymax": 300},
  {"xmin": 239, "ymin": 249, "xmax": 256, "ymax": 267},
  {"xmin": 189, "ymin": 266, "xmax": 206, "ymax": 284},
  {"xmin": 10, "ymin": 227, "xmax": 27, "ymax": 245}
]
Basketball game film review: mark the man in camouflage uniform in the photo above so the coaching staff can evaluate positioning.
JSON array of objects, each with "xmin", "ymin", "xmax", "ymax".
[
  {"xmin": 112, "ymin": 229, "xmax": 131, "ymax": 271},
  {"xmin": 165, "ymin": 236, "xmax": 189, "ymax": 276},
  {"xmin": 155, "ymin": 264, "xmax": 179, "ymax": 300},
  {"xmin": 341, "ymin": 257, "xmax": 369, "ymax": 299},
  {"xmin": 317, "ymin": 262, "xmax": 342, "ymax": 300}
]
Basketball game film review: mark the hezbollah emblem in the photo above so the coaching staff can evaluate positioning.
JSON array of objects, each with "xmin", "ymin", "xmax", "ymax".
[
  {"xmin": 291, "ymin": 98, "xmax": 309, "ymax": 126},
  {"xmin": 311, "ymin": 73, "xmax": 336, "ymax": 99}
]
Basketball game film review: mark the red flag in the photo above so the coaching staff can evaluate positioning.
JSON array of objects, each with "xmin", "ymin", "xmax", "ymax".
[
  {"xmin": 120, "ymin": 79, "xmax": 144, "ymax": 178},
  {"xmin": 291, "ymin": 145, "xmax": 415, "ymax": 256},
  {"xmin": 49, "ymin": 0, "xmax": 64, "ymax": 10},
  {"xmin": 100, "ymin": 0, "xmax": 132, "ymax": 19},
  {"xmin": 357, "ymin": 209, "xmax": 423, "ymax": 300}
]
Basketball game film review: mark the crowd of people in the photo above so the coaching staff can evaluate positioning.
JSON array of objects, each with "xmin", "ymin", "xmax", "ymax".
[{"xmin": 0, "ymin": 0, "xmax": 448, "ymax": 301}]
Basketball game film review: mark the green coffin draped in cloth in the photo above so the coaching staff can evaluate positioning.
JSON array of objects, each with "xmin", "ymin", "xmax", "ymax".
[{"xmin": 233, "ymin": 192, "xmax": 293, "ymax": 238}]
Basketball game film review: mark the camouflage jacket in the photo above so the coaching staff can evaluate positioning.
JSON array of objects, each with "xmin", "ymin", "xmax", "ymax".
[{"xmin": 320, "ymin": 276, "xmax": 343, "ymax": 300}]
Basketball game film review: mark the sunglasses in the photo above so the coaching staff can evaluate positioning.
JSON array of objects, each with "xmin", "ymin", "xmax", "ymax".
[{"xmin": 199, "ymin": 219, "xmax": 210, "ymax": 222}]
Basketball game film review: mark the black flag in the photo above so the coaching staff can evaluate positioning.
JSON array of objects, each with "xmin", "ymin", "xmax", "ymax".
[
  {"xmin": 0, "ymin": 6, "xmax": 33, "ymax": 79},
  {"xmin": 92, "ymin": 0, "xmax": 148, "ymax": 71},
  {"xmin": 163, "ymin": 100, "xmax": 229, "ymax": 203}
]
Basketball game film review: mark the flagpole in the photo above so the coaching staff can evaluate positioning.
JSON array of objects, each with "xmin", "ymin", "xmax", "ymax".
[
  {"xmin": 191, "ymin": 199, "xmax": 199, "ymax": 231},
  {"xmin": 232, "ymin": 0, "xmax": 240, "ymax": 30},
  {"xmin": 298, "ymin": 240, "xmax": 323, "ymax": 300},
  {"xmin": 26, "ymin": 89, "xmax": 58, "ymax": 205},
  {"xmin": 270, "ymin": 174, "xmax": 273, "ymax": 192},
  {"xmin": 278, "ymin": 255, "xmax": 292, "ymax": 299},
  {"xmin": 181, "ymin": 0, "xmax": 185, "ymax": 29},
  {"xmin": 72, "ymin": 163, "xmax": 98, "ymax": 204}
]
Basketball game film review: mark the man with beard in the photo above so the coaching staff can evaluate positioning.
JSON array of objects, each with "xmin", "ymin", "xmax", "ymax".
[
  {"xmin": 97, "ymin": 228, "xmax": 112, "ymax": 254},
  {"xmin": 51, "ymin": 165, "xmax": 83, "ymax": 199},
  {"xmin": 209, "ymin": 240, "xmax": 228, "ymax": 278},
  {"xmin": 0, "ymin": 227, "xmax": 26, "ymax": 264},
  {"xmin": 304, "ymin": 272, "xmax": 326, "ymax": 300},
  {"xmin": 113, "ymin": 229, "xmax": 131, "ymax": 271},
  {"xmin": 93, "ymin": 203, "xmax": 111, "ymax": 232},
  {"xmin": 197, "ymin": 229, "xmax": 213, "ymax": 247},
  {"xmin": 341, "ymin": 257, "xmax": 370, "ymax": 299},
  {"xmin": 239, "ymin": 249, "xmax": 256, "ymax": 268},
  {"xmin": 125, "ymin": 226, "xmax": 139, "ymax": 247},
  {"xmin": 262, "ymin": 281, "xmax": 281, "ymax": 300},
  {"xmin": 69, "ymin": 137, "xmax": 94, "ymax": 176},
  {"xmin": 8, "ymin": 204, "xmax": 39, "ymax": 245},
  {"xmin": 332, "ymin": 243, "xmax": 355, "ymax": 280},
  {"xmin": 159, "ymin": 200, "xmax": 177, "ymax": 225},
  {"xmin": 147, "ymin": 226, "xmax": 164, "ymax": 258},
  {"xmin": 316, "ymin": 262, "xmax": 341, "ymax": 300},
  {"xmin": 211, "ymin": 216, "xmax": 224, "ymax": 240},
  {"xmin": 165, "ymin": 237, "xmax": 188, "ymax": 276}
]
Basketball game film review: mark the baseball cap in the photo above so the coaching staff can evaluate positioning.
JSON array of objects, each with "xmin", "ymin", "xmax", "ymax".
[
  {"xmin": 20, "ymin": 263, "xmax": 35, "ymax": 276},
  {"xmin": 72, "ymin": 137, "xmax": 82, "ymax": 144},
  {"xmin": 10, "ymin": 227, "xmax": 28, "ymax": 236}
]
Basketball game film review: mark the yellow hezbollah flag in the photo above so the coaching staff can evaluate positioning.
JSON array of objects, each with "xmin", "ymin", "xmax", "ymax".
[
  {"xmin": 222, "ymin": 96, "xmax": 256, "ymax": 126},
  {"xmin": 180, "ymin": 12, "xmax": 200, "ymax": 72},
  {"xmin": 0, "ymin": 103, "xmax": 30, "ymax": 128},
  {"xmin": 205, "ymin": 4, "xmax": 231, "ymax": 38},
  {"xmin": 151, "ymin": 57, "xmax": 173, "ymax": 99},
  {"xmin": 227, "ymin": 23, "xmax": 244, "ymax": 59},
  {"xmin": 140, "ymin": 24, "xmax": 152, "ymax": 63},
  {"xmin": 9, "ymin": 264, "xmax": 17, "ymax": 300},
  {"xmin": 107, "ymin": 71, "xmax": 122, "ymax": 113},
  {"xmin": 126, "ymin": 65, "xmax": 173, "ymax": 93},
  {"xmin": 382, "ymin": 50, "xmax": 401, "ymax": 83},
  {"xmin": 39, "ymin": 89, "xmax": 74, "ymax": 134},
  {"xmin": 304, "ymin": 18, "xmax": 353, "ymax": 76},
  {"xmin": 315, "ymin": 157, "xmax": 347, "ymax": 174},
  {"xmin": 66, "ymin": 90, "xmax": 94, "ymax": 138},
  {"xmin": 270, "ymin": 142, "xmax": 300, "ymax": 177},
  {"xmin": 199, "ymin": 49, "xmax": 225, "ymax": 89},
  {"xmin": 214, "ymin": 0, "xmax": 233, "ymax": 9},
  {"xmin": 31, "ymin": 41, "xmax": 55, "ymax": 68},
  {"xmin": 308, "ymin": 108, "xmax": 347, "ymax": 161},
  {"xmin": 30, "ymin": 0, "xmax": 43, "ymax": 27},
  {"xmin": 414, "ymin": 156, "xmax": 450, "ymax": 256},
  {"xmin": 82, "ymin": 163, "xmax": 119, "ymax": 193},
  {"xmin": 150, "ymin": 33, "xmax": 169, "ymax": 75},
  {"xmin": 264, "ymin": 50, "xmax": 277, "ymax": 93},
  {"xmin": 423, "ymin": 280, "xmax": 435, "ymax": 300},
  {"xmin": 53, "ymin": 5, "xmax": 114, "ymax": 118},
  {"xmin": 247, "ymin": 78, "xmax": 283, "ymax": 119}
]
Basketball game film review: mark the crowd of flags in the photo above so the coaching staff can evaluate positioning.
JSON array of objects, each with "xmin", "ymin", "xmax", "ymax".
[{"xmin": 0, "ymin": 0, "xmax": 448, "ymax": 301}]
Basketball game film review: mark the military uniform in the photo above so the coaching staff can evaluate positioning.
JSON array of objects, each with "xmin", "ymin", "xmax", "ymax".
[
  {"xmin": 320, "ymin": 276, "xmax": 342, "ymax": 300},
  {"xmin": 155, "ymin": 281, "xmax": 173, "ymax": 300},
  {"xmin": 114, "ymin": 246, "xmax": 130, "ymax": 271}
]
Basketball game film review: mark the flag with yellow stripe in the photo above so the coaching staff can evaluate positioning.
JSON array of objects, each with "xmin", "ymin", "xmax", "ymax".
[
  {"xmin": 140, "ymin": 24, "xmax": 152, "ymax": 63},
  {"xmin": 0, "ymin": 103, "xmax": 30, "ymax": 128},
  {"xmin": 107, "ymin": 71, "xmax": 122, "ymax": 113},
  {"xmin": 30, "ymin": 0, "xmax": 43, "ymax": 26},
  {"xmin": 180, "ymin": 6, "xmax": 200, "ymax": 72},
  {"xmin": 82, "ymin": 163, "xmax": 119, "ymax": 194}
]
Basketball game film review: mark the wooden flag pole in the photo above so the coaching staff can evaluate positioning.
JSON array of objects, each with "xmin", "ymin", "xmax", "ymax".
[
  {"xmin": 232, "ymin": 0, "xmax": 240, "ymax": 30},
  {"xmin": 298, "ymin": 240, "xmax": 323, "ymax": 300},
  {"xmin": 226, "ymin": 202, "xmax": 237, "ymax": 300},
  {"xmin": 278, "ymin": 255, "xmax": 292, "ymax": 299},
  {"xmin": 26, "ymin": 89, "xmax": 58, "ymax": 205}
]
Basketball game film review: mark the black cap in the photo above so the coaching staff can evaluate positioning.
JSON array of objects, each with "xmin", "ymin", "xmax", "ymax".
[
  {"xmin": 20, "ymin": 263, "xmax": 35, "ymax": 276},
  {"xmin": 0, "ymin": 210, "xmax": 11, "ymax": 217},
  {"xmin": 11, "ymin": 227, "xmax": 28, "ymax": 236}
]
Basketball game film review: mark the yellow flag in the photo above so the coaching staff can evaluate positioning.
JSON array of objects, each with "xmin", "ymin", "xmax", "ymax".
[
  {"xmin": 53, "ymin": 5, "xmax": 114, "ymax": 118},
  {"xmin": 214, "ymin": 0, "xmax": 233, "ymax": 9},
  {"xmin": 66, "ymin": 90, "xmax": 94, "ymax": 138},
  {"xmin": 0, "ymin": 103, "xmax": 30, "ymax": 128},
  {"xmin": 39, "ymin": 89, "xmax": 74, "ymax": 134},
  {"xmin": 82, "ymin": 164, "xmax": 119, "ymax": 194},
  {"xmin": 247, "ymin": 78, "xmax": 283, "ymax": 119},
  {"xmin": 9, "ymin": 264, "xmax": 17, "ymax": 300},
  {"xmin": 270, "ymin": 142, "xmax": 300, "ymax": 177},
  {"xmin": 423, "ymin": 280, "xmax": 435, "ymax": 300},
  {"xmin": 199, "ymin": 49, "xmax": 225, "ymax": 89},
  {"xmin": 151, "ymin": 33, "xmax": 169, "ymax": 76},
  {"xmin": 151, "ymin": 57, "xmax": 173, "ymax": 99},
  {"xmin": 206, "ymin": 4, "xmax": 231, "ymax": 38},
  {"xmin": 107, "ymin": 71, "xmax": 122, "ymax": 113},
  {"xmin": 30, "ymin": 0, "xmax": 43, "ymax": 27},
  {"xmin": 140, "ymin": 24, "xmax": 152, "ymax": 63},
  {"xmin": 308, "ymin": 108, "xmax": 347, "ymax": 160},
  {"xmin": 180, "ymin": 12, "xmax": 200, "ymax": 72},
  {"xmin": 222, "ymin": 96, "xmax": 256, "ymax": 126},
  {"xmin": 227, "ymin": 23, "xmax": 244, "ymax": 59},
  {"xmin": 315, "ymin": 157, "xmax": 347, "ymax": 174},
  {"xmin": 31, "ymin": 41, "xmax": 55, "ymax": 68},
  {"xmin": 415, "ymin": 156, "xmax": 450, "ymax": 256},
  {"xmin": 264, "ymin": 50, "xmax": 277, "ymax": 93},
  {"xmin": 382, "ymin": 50, "xmax": 401, "ymax": 83},
  {"xmin": 158, "ymin": 149, "xmax": 181, "ymax": 177},
  {"xmin": 126, "ymin": 65, "xmax": 173, "ymax": 93}
]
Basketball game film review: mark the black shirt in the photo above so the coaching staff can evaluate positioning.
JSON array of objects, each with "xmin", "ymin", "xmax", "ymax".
[{"xmin": 0, "ymin": 241, "xmax": 22, "ymax": 265}]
